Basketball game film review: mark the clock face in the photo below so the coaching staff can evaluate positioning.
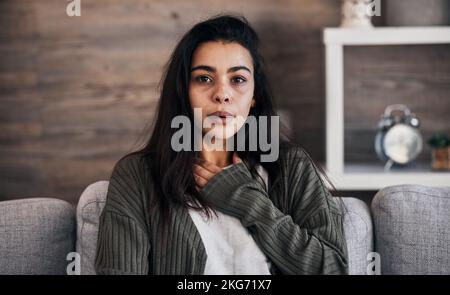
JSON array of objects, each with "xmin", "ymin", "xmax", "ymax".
[{"xmin": 383, "ymin": 124, "xmax": 423, "ymax": 164}]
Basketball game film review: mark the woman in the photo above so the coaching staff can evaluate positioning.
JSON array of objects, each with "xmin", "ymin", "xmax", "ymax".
[{"xmin": 95, "ymin": 14, "xmax": 348, "ymax": 275}]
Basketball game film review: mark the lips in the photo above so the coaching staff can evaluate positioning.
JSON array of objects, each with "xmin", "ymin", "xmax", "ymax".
[{"xmin": 207, "ymin": 111, "xmax": 235, "ymax": 124}]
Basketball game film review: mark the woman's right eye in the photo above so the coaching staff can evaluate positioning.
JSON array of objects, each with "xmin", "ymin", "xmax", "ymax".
[{"xmin": 195, "ymin": 76, "xmax": 212, "ymax": 84}]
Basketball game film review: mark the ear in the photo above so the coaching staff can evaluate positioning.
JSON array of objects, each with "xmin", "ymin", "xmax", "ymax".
[{"xmin": 251, "ymin": 98, "xmax": 256, "ymax": 107}]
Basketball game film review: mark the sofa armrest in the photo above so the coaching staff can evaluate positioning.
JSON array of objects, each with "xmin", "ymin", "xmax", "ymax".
[
  {"xmin": 371, "ymin": 185, "xmax": 450, "ymax": 274},
  {"xmin": 0, "ymin": 198, "xmax": 75, "ymax": 274},
  {"xmin": 340, "ymin": 197, "xmax": 374, "ymax": 275}
]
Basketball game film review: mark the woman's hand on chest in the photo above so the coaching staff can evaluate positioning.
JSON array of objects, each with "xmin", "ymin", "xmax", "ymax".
[{"xmin": 193, "ymin": 153, "xmax": 242, "ymax": 191}]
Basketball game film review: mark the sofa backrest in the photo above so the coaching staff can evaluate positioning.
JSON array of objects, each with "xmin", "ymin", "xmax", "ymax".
[
  {"xmin": 0, "ymin": 198, "xmax": 76, "ymax": 275},
  {"xmin": 341, "ymin": 197, "xmax": 374, "ymax": 275},
  {"xmin": 3, "ymin": 183, "xmax": 448, "ymax": 275},
  {"xmin": 76, "ymin": 181, "xmax": 374, "ymax": 275},
  {"xmin": 371, "ymin": 184, "xmax": 450, "ymax": 275},
  {"xmin": 76, "ymin": 181, "xmax": 108, "ymax": 275}
]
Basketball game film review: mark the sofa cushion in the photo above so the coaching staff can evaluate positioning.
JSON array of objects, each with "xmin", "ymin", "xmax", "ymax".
[
  {"xmin": 76, "ymin": 181, "xmax": 108, "ymax": 275},
  {"xmin": 340, "ymin": 197, "xmax": 374, "ymax": 275},
  {"xmin": 371, "ymin": 185, "xmax": 450, "ymax": 274},
  {"xmin": 0, "ymin": 198, "xmax": 76, "ymax": 275}
]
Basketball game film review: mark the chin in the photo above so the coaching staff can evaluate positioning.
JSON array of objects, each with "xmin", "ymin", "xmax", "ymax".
[
  {"xmin": 202, "ymin": 125, "xmax": 238, "ymax": 150},
  {"xmin": 204, "ymin": 127, "xmax": 236, "ymax": 140}
]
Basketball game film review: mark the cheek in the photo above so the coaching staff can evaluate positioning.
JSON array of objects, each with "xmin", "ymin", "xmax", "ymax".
[
  {"xmin": 236, "ymin": 87, "xmax": 255, "ymax": 117},
  {"xmin": 188, "ymin": 86, "xmax": 201, "ymax": 108},
  {"xmin": 189, "ymin": 91, "xmax": 210, "ymax": 125}
]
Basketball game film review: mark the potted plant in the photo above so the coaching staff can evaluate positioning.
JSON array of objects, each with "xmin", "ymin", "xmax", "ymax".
[{"xmin": 427, "ymin": 132, "xmax": 450, "ymax": 170}]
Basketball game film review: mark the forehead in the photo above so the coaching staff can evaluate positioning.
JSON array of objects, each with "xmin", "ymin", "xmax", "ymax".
[{"xmin": 191, "ymin": 41, "xmax": 254, "ymax": 70}]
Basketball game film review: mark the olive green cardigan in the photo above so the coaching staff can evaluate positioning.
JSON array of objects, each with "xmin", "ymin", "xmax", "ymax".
[{"xmin": 94, "ymin": 147, "xmax": 349, "ymax": 275}]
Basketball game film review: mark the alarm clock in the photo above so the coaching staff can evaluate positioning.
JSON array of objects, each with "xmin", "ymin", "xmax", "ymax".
[{"xmin": 374, "ymin": 104, "xmax": 423, "ymax": 167}]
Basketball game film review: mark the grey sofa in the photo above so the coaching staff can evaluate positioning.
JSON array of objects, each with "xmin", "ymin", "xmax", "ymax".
[{"xmin": 1, "ymin": 182, "xmax": 449, "ymax": 275}]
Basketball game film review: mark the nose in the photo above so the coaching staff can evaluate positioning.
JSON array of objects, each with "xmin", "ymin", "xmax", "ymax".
[
  {"xmin": 213, "ymin": 82, "xmax": 231, "ymax": 104},
  {"xmin": 215, "ymin": 95, "xmax": 230, "ymax": 103}
]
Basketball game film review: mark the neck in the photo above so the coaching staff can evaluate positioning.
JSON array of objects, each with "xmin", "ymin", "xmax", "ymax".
[
  {"xmin": 199, "ymin": 150, "xmax": 232, "ymax": 168},
  {"xmin": 198, "ymin": 134, "xmax": 234, "ymax": 167}
]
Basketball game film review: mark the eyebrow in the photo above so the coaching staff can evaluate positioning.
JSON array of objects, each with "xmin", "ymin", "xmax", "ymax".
[{"xmin": 190, "ymin": 65, "xmax": 252, "ymax": 74}]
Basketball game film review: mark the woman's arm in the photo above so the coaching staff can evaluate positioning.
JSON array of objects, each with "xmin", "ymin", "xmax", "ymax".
[
  {"xmin": 199, "ymin": 148, "xmax": 349, "ymax": 275},
  {"xmin": 94, "ymin": 154, "xmax": 151, "ymax": 275}
]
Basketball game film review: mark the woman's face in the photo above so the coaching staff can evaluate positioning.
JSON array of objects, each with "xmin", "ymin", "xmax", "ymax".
[{"xmin": 189, "ymin": 41, "xmax": 255, "ymax": 141}]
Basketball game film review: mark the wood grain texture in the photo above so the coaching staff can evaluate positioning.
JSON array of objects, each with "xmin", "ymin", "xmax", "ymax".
[{"xmin": 0, "ymin": 0, "xmax": 446, "ymax": 204}]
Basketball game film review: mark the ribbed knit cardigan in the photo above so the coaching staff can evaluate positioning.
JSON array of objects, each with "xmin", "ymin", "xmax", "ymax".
[{"xmin": 94, "ymin": 147, "xmax": 349, "ymax": 275}]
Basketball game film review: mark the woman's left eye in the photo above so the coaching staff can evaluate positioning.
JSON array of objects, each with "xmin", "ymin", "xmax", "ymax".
[{"xmin": 231, "ymin": 76, "xmax": 246, "ymax": 84}]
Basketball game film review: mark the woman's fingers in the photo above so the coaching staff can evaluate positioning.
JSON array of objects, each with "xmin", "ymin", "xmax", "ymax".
[
  {"xmin": 193, "ymin": 164, "xmax": 216, "ymax": 180},
  {"xmin": 193, "ymin": 173, "xmax": 208, "ymax": 188},
  {"xmin": 193, "ymin": 159, "xmax": 223, "ymax": 189},
  {"xmin": 195, "ymin": 159, "xmax": 222, "ymax": 174},
  {"xmin": 232, "ymin": 153, "xmax": 242, "ymax": 164}
]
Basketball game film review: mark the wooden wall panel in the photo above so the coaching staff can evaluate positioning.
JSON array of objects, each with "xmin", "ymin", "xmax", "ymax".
[
  {"xmin": 1, "ymin": 0, "xmax": 447, "ymax": 204},
  {"xmin": 0, "ymin": 0, "xmax": 343, "ymax": 203}
]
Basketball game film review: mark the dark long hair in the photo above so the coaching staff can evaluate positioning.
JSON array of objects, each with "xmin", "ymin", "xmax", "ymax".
[{"xmin": 127, "ymin": 14, "xmax": 345, "ymax": 224}]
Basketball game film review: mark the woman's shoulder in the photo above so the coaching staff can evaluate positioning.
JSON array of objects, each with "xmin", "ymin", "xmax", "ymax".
[
  {"xmin": 104, "ymin": 152, "xmax": 153, "ymax": 225},
  {"xmin": 277, "ymin": 142, "xmax": 314, "ymax": 169},
  {"xmin": 113, "ymin": 152, "xmax": 150, "ymax": 175},
  {"xmin": 277, "ymin": 143, "xmax": 341, "ymax": 214},
  {"xmin": 107, "ymin": 152, "xmax": 151, "ymax": 201},
  {"xmin": 109, "ymin": 152, "xmax": 153, "ymax": 188},
  {"xmin": 276, "ymin": 143, "xmax": 327, "ymax": 193}
]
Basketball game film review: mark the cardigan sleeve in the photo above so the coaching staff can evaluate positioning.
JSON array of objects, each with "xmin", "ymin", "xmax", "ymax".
[
  {"xmin": 200, "ymin": 148, "xmax": 349, "ymax": 275},
  {"xmin": 94, "ymin": 155, "xmax": 151, "ymax": 275}
]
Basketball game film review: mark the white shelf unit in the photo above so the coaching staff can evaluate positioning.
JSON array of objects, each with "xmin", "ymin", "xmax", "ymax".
[{"xmin": 323, "ymin": 27, "xmax": 450, "ymax": 190}]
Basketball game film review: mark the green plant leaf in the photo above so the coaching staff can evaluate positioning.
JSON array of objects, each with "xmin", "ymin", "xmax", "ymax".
[{"xmin": 427, "ymin": 132, "xmax": 450, "ymax": 148}]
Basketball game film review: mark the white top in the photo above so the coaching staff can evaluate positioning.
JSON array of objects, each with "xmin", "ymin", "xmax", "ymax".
[{"xmin": 188, "ymin": 165, "xmax": 271, "ymax": 275}]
